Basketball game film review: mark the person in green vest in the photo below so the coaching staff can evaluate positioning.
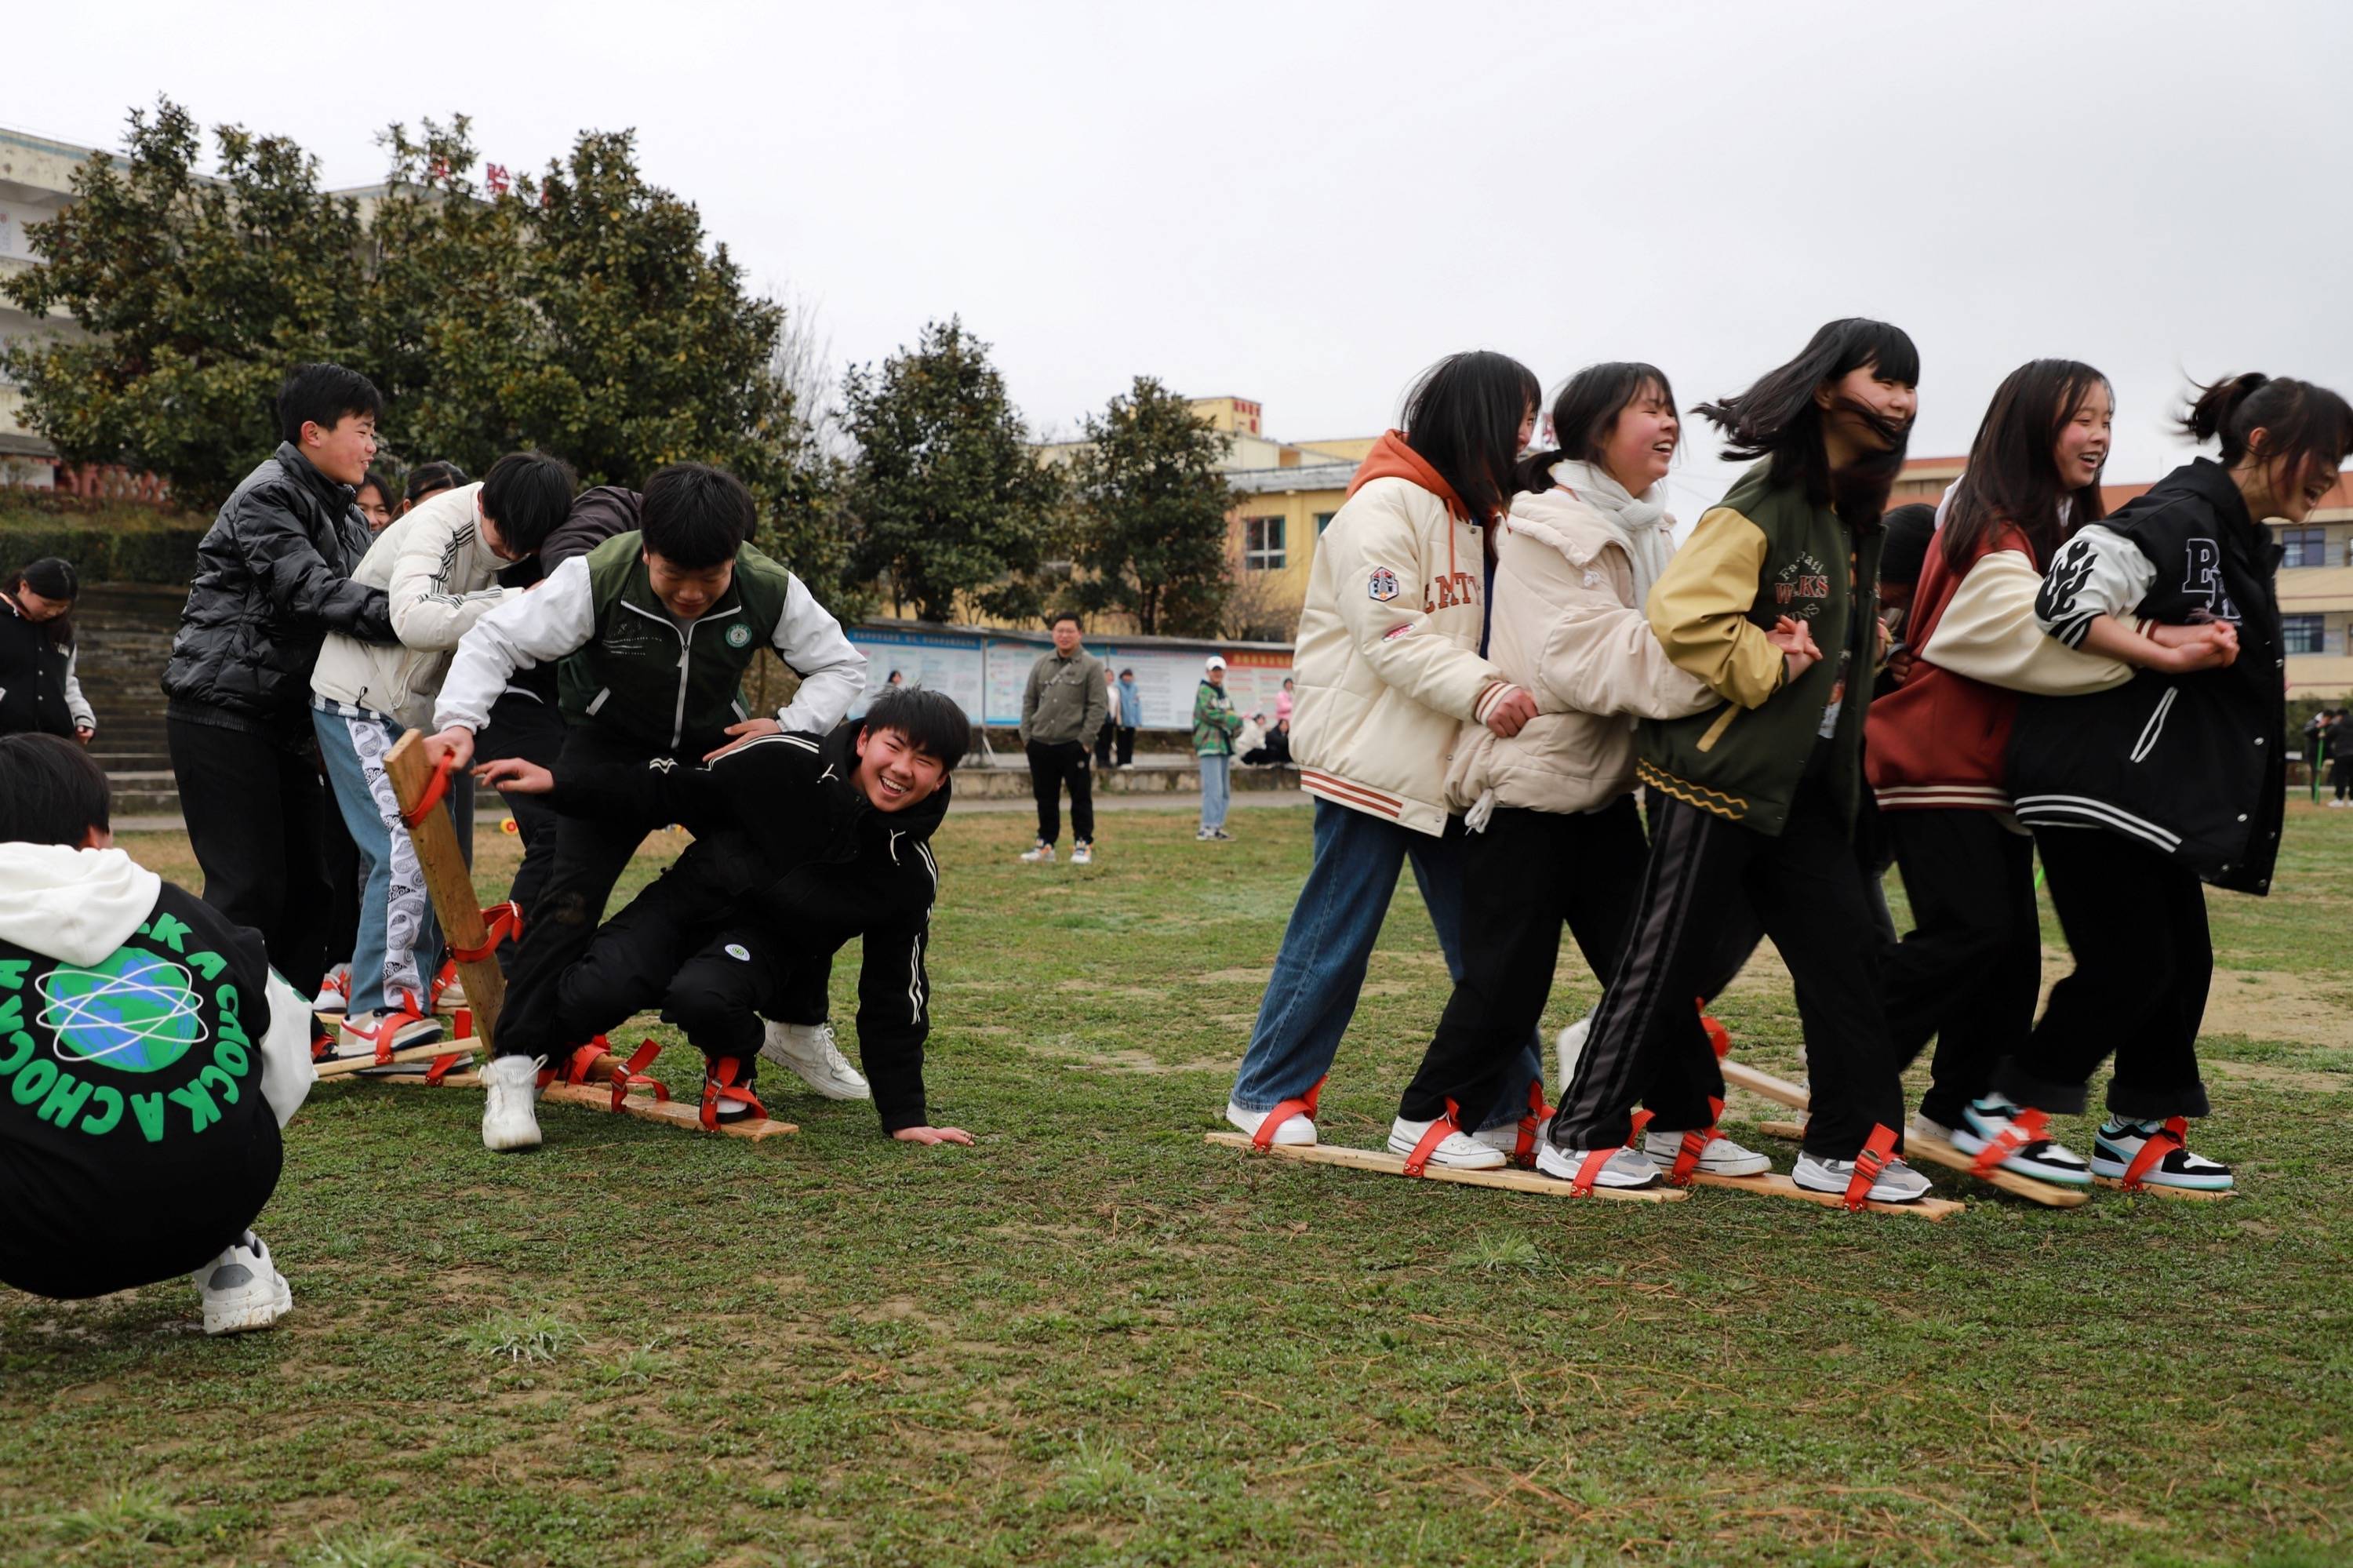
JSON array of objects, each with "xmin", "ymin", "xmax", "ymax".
[
  {"xmin": 1192, "ymin": 655, "xmax": 1245, "ymax": 841},
  {"xmin": 424, "ymin": 463, "xmax": 867, "ymax": 1151}
]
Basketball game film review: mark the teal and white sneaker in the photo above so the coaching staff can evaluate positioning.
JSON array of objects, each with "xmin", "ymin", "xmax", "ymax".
[
  {"xmin": 194, "ymin": 1231, "xmax": 292, "ymax": 1335},
  {"xmin": 1945, "ymin": 1094, "xmax": 2093, "ymax": 1187},
  {"xmin": 2091, "ymin": 1118, "xmax": 2234, "ymax": 1191}
]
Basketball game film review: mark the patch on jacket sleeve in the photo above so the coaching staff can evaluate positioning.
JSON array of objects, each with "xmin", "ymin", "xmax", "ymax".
[{"xmin": 1367, "ymin": 567, "xmax": 1401, "ymax": 602}]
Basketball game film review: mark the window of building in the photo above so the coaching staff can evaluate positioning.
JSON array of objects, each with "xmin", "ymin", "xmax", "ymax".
[
  {"xmin": 1314, "ymin": 511, "xmax": 1337, "ymax": 536},
  {"xmin": 1244, "ymin": 515, "xmax": 1286, "ymax": 571},
  {"xmin": 2282, "ymin": 614, "xmax": 2325, "ymax": 655},
  {"xmin": 2282, "ymin": 526, "xmax": 2328, "ymax": 568}
]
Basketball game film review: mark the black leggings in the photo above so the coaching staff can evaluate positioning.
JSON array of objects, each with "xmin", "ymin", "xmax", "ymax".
[{"xmin": 1880, "ymin": 810, "xmax": 2040, "ymax": 1128}]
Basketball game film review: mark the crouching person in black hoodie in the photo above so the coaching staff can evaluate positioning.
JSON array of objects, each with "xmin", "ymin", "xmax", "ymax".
[
  {"xmin": 0, "ymin": 735, "xmax": 318, "ymax": 1332},
  {"xmin": 473, "ymin": 687, "xmax": 971, "ymax": 1148}
]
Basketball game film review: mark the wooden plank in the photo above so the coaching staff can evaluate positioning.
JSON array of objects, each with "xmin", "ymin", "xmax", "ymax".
[
  {"xmin": 1749, "ymin": 1118, "xmax": 2091, "ymax": 1208},
  {"xmin": 314, "ymin": 1039, "xmax": 482, "ymax": 1080},
  {"xmin": 384, "ymin": 729, "xmax": 507, "ymax": 1051},
  {"xmin": 539, "ymin": 1079, "xmax": 798, "ymax": 1141},
  {"xmin": 2093, "ymin": 1176, "xmax": 2235, "ymax": 1202},
  {"xmin": 372, "ymin": 1069, "xmax": 483, "ymax": 1089},
  {"xmin": 1720, "ymin": 1059, "xmax": 1809, "ymax": 1111},
  {"xmin": 1680, "ymin": 1169, "xmax": 1965, "ymax": 1221},
  {"xmin": 1203, "ymin": 1131, "xmax": 1686, "ymax": 1203}
]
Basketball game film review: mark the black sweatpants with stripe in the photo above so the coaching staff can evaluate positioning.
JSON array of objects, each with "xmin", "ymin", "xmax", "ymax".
[
  {"xmin": 1881, "ymin": 809, "xmax": 2040, "ymax": 1129},
  {"xmin": 1397, "ymin": 797, "xmax": 1719, "ymax": 1130},
  {"xmin": 1548, "ymin": 778, "xmax": 1904, "ymax": 1162}
]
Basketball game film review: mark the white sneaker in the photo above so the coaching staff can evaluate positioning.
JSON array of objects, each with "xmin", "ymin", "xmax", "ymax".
[
  {"xmin": 481, "ymin": 1054, "xmax": 546, "ymax": 1151},
  {"xmin": 1556, "ymin": 1016, "xmax": 1592, "ymax": 1097},
  {"xmin": 435, "ymin": 970, "xmax": 470, "ymax": 1013},
  {"xmin": 309, "ymin": 964, "xmax": 351, "ymax": 1014},
  {"xmin": 193, "ymin": 1231, "xmax": 292, "ymax": 1335},
  {"xmin": 1018, "ymin": 842, "xmax": 1056, "ymax": 864},
  {"xmin": 2091, "ymin": 1118, "xmax": 2235, "ymax": 1191},
  {"xmin": 1792, "ymin": 1150, "xmax": 1933, "ymax": 1203},
  {"xmin": 333, "ymin": 1008, "xmax": 444, "ymax": 1060},
  {"xmin": 1470, "ymin": 1123, "xmax": 1524, "ymax": 1158},
  {"xmin": 1196, "ymin": 828, "xmax": 1215, "ymax": 841},
  {"xmin": 1947, "ymin": 1094, "xmax": 2093, "ymax": 1186},
  {"xmin": 1644, "ymin": 1128, "xmax": 1772, "ymax": 1177},
  {"xmin": 1534, "ymin": 1141, "xmax": 1662, "ymax": 1189},
  {"xmin": 1387, "ymin": 1115, "xmax": 1507, "ymax": 1170},
  {"xmin": 758, "ymin": 1020, "xmax": 871, "ymax": 1100},
  {"xmin": 1071, "ymin": 841, "xmax": 1094, "ymax": 865},
  {"xmin": 1225, "ymin": 1099, "xmax": 1315, "ymax": 1147}
]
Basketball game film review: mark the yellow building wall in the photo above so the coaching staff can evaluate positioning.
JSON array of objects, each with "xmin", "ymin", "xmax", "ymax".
[{"xmin": 1227, "ymin": 484, "xmax": 1348, "ymax": 634}]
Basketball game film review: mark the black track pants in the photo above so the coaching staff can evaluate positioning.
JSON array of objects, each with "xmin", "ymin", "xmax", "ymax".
[
  {"xmin": 1881, "ymin": 810, "xmax": 2040, "ymax": 1128},
  {"xmin": 168, "ymin": 715, "xmax": 330, "ymax": 998},
  {"xmin": 1398, "ymin": 798, "xmax": 1718, "ymax": 1130},
  {"xmin": 1026, "ymin": 738, "xmax": 1094, "ymax": 846},
  {"xmin": 1999, "ymin": 827, "xmax": 2212, "ymax": 1120},
  {"xmin": 1550, "ymin": 780, "xmax": 1904, "ymax": 1161}
]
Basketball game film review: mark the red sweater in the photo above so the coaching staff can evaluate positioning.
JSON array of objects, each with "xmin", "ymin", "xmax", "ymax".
[{"xmin": 1865, "ymin": 526, "xmax": 2028, "ymax": 813}]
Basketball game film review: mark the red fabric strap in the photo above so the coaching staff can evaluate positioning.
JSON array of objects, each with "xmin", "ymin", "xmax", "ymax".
[
  {"xmin": 1843, "ymin": 1123, "xmax": 1900, "ymax": 1211},
  {"xmin": 399, "ymin": 754, "xmax": 455, "ymax": 828},
  {"xmin": 2119, "ymin": 1116, "xmax": 2188, "ymax": 1190},
  {"xmin": 1700, "ymin": 1013, "xmax": 1732, "ymax": 1060},
  {"xmin": 1627, "ymin": 1108, "xmax": 1654, "ymax": 1141},
  {"xmin": 1969, "ymin": 1105, "xmax": 2049, "ymax": 1177},
  {"xmin": 1513, "ymin": 1079, "xmax": 1553, "ymax": 1170},
  {"xmin": 1667, "ymin": 1096, "xmax": 1728, "ymax": 1187},
  {"xmin": 424, "ymin": 1052, "xmax": 464, "ymax": 1086},
  {"xmin": 1402, "ymin": 1100, "xmax": 1461, "ymax": 1178},
  {"xmin": 449, "ymin": 901, "xmax": 524, "ymax": 965},
  {"xmin": 1252, "ymin": 1075, "xmax": 1326, "ymax": 1150},
  {"xmin": 699, "ymin": 1056, "xmax": 768, "ymax": 1130},
  {"xmin": 1569, "ymin": 1145, "xmax": 1618, "ymax": 1196},
  {"xmin": 612, "ymin": 1039, "xmax": 671, "ymax": 1110}
]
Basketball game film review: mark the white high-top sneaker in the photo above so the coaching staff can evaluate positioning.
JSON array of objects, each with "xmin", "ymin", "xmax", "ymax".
[
  {"xmin": 1387, "ymin": 1115, "xmax": 1507, "ymax": 1170},
  {"xmin": 758, "ymin": 1021, "xmax": 871, "ymax": 1100},
  {"xmin": 193, "ymin": 1231, "xmax": 293, "ymax": 1335},
  {"xmin": 481, "ymin": 1054, "xmax": 546, "ymax": 1151}
]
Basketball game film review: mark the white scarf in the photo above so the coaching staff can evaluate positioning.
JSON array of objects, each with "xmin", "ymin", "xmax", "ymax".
[{"xmin": 1549, "ymin": 459, "xmax": 1675, "ymax": 604}]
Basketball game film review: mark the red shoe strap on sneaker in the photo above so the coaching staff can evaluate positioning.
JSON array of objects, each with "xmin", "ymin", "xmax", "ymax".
[
  {"xmin": 374, "ymin": 991, "xmax": 429, "ymax": 1065},
  {"xmin": 1844, "ymin": 1124, "xmax": 1900, "ymax": 1212},
  {"xmin": 1969, "ymin": 1105, "xmax": 2049, "ymax": 1177},
  {"xmin": 700, "ymin": 1056, "xmax": 767, "ymax": 1130},
  {"xmin": 1569, "ymin": 1144, "xmax": 1618, "ymax": 1197},
  {"xmin": 1513, "ymin": 1079, "xmax": 1554, "ymax": 1169},
  {"xmin": 612, "ymin": 1038, "xmax": 671, "ymax": 1110},
  {"xmin": 2119, "ymin": 1116, "xmax": 2188, "ymax": 1191},
  {"xmin": 1697, "ymin": 1006, "xmax": 1732, "ymax": 1060},
  {"xmin": 1252, "ymin": 1075, "xmax": 1326, "ymax": 1150},
  {"xmin": 1402, "ymin": 1100, "xmax": 1462, "ymax": 1178},
  {"xmin": 1668, "ymin": 1096, "xmax": 1728, "ymax": 1187},
  {"xmin": 424, "ymin": 1052, "xmax": 464, "ymax": 1086}
]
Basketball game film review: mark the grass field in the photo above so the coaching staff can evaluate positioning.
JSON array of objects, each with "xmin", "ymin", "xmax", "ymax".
[{"xmin": 3, "ymin": 798, "xmax": 2350, "ymax": 1567}]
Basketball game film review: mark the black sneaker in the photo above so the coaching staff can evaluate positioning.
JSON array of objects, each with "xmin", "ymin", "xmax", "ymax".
[{"xmin": 2091, "ymin": 1118, "xmax": 2233, "ymax": 1191}]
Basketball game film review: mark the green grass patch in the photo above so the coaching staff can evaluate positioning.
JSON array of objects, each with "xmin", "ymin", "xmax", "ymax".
[{"xmin": 2, "ymin": 801, "xmax": 2349, "ymax": 1564}]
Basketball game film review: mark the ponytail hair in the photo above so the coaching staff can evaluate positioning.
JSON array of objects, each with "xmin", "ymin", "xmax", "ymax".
[
  {"xmin": 1941, "ymin": 359, "xmax": 2111, "ymax": 573},
  {"xmin": 1398, "ymin": 351, "xmax": 1543, "ymax": 525},
  {"xmin": 1696, "ymin": 318, "xmax": 1918, "ymax": 528},
  {"xmin": 2179, "ymin": 373, "xmax": 2353, "ymax": 495},
  {"xmin": 1515, "ymin": 362, "xmax": 1678, "ymax": 495}
]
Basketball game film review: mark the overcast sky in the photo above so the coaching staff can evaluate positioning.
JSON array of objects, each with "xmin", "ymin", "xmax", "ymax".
[{"xmin": 16, "ymin": 0, "xmax": 2350, "ymax": 518}]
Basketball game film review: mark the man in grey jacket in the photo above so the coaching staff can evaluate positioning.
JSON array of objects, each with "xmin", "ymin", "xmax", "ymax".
[{"xmin": 1017, "ymin": 613, "xmax": 1107, "ymax": 865}]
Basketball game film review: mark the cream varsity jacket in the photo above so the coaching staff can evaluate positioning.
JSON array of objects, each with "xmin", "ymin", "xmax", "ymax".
[{"xmin": 310, "ymin": 483, "xmax": 515, "ymax": 729}]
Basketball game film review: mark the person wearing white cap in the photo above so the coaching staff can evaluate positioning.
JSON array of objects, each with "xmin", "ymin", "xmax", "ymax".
[{"xmin": 1192, "ymin": 655, "xmax": 1245, "ymax": 840}]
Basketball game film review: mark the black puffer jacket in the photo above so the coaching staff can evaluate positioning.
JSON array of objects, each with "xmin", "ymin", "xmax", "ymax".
[{"xmin": 161, "ymin": 442, "xmax": 396, "ymax": 734}]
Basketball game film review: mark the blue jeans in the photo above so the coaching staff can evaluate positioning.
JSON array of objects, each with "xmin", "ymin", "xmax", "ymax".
[
  {"xmin": 1230, "ymin": 798, "xmax": 1541, "ymax": 1130},
  {"xmin": 1198, "ymin": 752, "xmax": 1231, "ymax": 831},
  {"xmin": 315, "ymin": 707, "xmax": 446, "ymax": 1017}
]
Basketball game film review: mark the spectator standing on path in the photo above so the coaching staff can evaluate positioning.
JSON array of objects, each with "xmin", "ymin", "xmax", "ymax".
[
  {"xmin": 1115, "ymin": 668, "xmax": 1142, "ymax": 766},
  {"xmin": 1017, "ymin": 613, "xmax": 1107, "ymax": 865},
  {"xmin": 0, "ymin": 558, "xmax": 96, "ymax": 744},
  {"xmin": 1094, "ymin": 665, "xmax": 1120, "ymax": 769},
  {"xmin": 1194, "ymin": 655, "xmax": 1244, "ymax": 841},
  {"xmin": 160, "ymin": 363, "xmax": 398, "ymax": 1000},
  {"xmin": 2327, "ymin": 708, "xmax": 2351, "ymax": 806}
]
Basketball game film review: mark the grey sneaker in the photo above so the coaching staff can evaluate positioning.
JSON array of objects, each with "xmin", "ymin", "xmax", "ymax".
[
  {"xmin": 194, "ymin": 1231, "xmax": 293, "ymax": 1335},
  {"xmin": 1018, "ymin": 842, "xmax": 1056, "ymax": 864},
  {"xmin": 1534, "ymin": 1141, "xmax": 1662, "ymax": 1189},
  {"xmin": 1791, "ymin": 1151, "xmax": 1932, "ymax": 1203}
]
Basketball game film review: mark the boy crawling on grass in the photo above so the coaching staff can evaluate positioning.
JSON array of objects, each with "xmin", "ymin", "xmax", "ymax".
[
  {"xmin": 0, "ymin": 734, "xmax": 316, "ymax": 1334},
  {"xmin": 473, "ymin": 686, "xmax": 973, "ymax": 1149}
]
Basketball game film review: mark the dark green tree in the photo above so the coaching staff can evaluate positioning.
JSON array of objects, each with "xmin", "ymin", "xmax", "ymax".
[
  {"xmin": 840, "ymin": 318, "xmax": 1064, "ymax": 624},
  {"xmin": 0, "ymin": 100, "xmax": 365, "ymax": 510},
  {"xmin": 1067, "ymin": 377, "xmax": 1236, "ymax": 636}
]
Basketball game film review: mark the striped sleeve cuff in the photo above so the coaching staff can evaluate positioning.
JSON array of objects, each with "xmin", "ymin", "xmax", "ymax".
[{"xmin": 1472, "ymin": 681, "xmax": 1523, "ymax": 724}]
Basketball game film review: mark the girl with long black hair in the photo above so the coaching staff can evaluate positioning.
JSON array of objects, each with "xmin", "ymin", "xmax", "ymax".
[
  {"xmin": 1539, "ymin": 319, "xmax": 1933, "ymax": 1203},
  {"xmin": 0, "ymin": 557, "xmax": 95, "ymax": 744},
  {"xmin": 1224, "ymin": 351, "xmax": 1546, "ymax": 1159},
  {"xmin": 1863, "ymin": 360, "xmax": 2233, "ymax": 1186},
  {"xmin": 1993, "ymin": 373, "xmax": 2353, "ymax": 1192}
]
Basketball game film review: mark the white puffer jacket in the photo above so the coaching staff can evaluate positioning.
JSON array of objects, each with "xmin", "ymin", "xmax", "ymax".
[
  {"xmin": 1290, "ymin": 442, "xmax": 1517, "ymax": 836},
  {"xmin": 310, "ymin": 483, "xmax": 515, "ymax": 729},
  {"xmin": 1446, "ymin": 488, "xmax": 1713, "ymax": 817}
]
